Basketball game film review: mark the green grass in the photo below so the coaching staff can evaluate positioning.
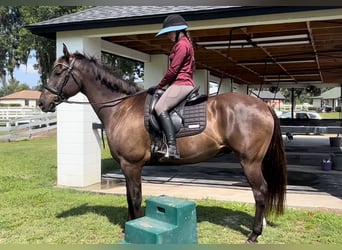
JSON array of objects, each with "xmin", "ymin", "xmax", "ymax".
[
  {"xmin": 0, "ymin": 133, "xmax": 341, "ymax": 244},
  {"xmin": 319, "ymin": 112, "xmax": 341, "ymax": 119}
]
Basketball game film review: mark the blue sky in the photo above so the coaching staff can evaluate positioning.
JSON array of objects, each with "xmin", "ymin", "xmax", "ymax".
[{"xmin": 13, "ymin": 55, "xmax": 41, "ymax": 88}]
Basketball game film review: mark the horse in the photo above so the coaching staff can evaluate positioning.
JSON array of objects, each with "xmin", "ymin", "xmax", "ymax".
[{"xmin": 38, "ymin": 44, "xmax": 287, "ymax": 243}]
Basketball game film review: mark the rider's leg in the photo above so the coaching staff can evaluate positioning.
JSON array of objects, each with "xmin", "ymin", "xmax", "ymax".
[
  {"xmin": 157, "ymin": 111, "xmax": 180, "ymax": 159},
  {"xmin": 155, "ymin": 84, "xmax": 194, "ymax": 159}
]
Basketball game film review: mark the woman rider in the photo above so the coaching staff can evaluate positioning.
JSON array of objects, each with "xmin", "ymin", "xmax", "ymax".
[{"xmin": 153, "ymin": 14, "xmax": 195, "ymax": 160}]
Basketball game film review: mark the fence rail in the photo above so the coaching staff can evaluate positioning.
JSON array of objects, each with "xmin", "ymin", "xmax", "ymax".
[
  {"xmin": 0, "ymin": 107, "xmax": 43, "ymax": 120},
  {"xmin": 0, "ymin": 112, "xmax": 57, "ymax": 141}
]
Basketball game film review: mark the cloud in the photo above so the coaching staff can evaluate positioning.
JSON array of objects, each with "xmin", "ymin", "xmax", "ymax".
[
  {"xmin": 18, "ymin": 63, "xmax": 38, "ymax": 74},
  {"xmin": 13, "ymin": 62, "xmax": 41, "ymax": 87},
  {"xmin": 4, "ymin": 51, "xmax": 41, "ymax": 88}
]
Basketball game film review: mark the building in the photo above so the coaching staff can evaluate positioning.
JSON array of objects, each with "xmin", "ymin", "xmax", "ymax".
[
  {"xmin": 0, "ymin": 90, "xmax": 41, "ymax": 108},
  {"xmin": 26, "ymin": 6, "xmax": 342, "ymax": 188},
  {"xmin": 312, "ymin": 87, "xmax": 342, "ymax": 110}
]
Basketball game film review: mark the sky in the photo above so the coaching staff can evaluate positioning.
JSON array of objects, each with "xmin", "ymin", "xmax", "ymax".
[{"xmin": 13, "ymin": 55, "xmax": 41, "ymax": 88}]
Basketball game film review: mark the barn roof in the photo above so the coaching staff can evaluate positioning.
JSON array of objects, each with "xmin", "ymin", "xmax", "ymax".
[{"xmin": 0, "ymin": 90, "xmax": 41, "ymax": 100}]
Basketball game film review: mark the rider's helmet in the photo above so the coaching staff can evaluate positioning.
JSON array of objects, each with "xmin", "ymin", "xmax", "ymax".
[{"xmin": 156, "ymin": 14, "xmax": 188, "ymax": 37}]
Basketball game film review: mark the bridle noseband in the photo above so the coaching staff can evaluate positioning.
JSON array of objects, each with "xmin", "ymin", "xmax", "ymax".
[{"xmin": 44, "ymin": 58, "xmax": 77, "ymax": 101}]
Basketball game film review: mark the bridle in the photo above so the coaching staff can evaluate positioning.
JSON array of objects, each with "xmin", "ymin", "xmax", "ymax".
[
  {"xmin": 44, "ymin": 58, "xmax": 77, "ymax": 102},
  {"xmin": 43, "ymin": 57, "xmax": 148, "ymax": 107}
]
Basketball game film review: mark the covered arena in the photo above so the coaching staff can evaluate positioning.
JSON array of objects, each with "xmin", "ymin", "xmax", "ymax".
[{"xmin": 28, "ymin": 6, "xmax": 342, "ymax": 190}]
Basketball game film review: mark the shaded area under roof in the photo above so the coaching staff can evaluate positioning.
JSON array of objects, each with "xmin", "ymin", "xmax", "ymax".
[{"xmin": 250, "ymin": 90, "xmax": 285, "ymax": 100}]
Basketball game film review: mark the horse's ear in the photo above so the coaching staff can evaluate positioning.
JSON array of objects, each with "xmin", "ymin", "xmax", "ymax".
[{"xmin": 63, "ymin": 43, "xmax": 70, "ymax": 59}]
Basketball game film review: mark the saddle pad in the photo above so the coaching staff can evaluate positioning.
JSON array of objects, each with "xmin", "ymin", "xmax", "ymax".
[
  {"xmin": 176, "ymin": 100, "xmax": 206, "ymax": 137},
  {"xmin": 144, "ymin": 94, "xmax": 207, "ymax": 138}
]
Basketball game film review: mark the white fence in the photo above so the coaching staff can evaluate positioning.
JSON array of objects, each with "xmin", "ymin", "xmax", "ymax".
[
  {"xmin": 0, "ymin": 112, "xmax": 57, "ymax": 141},
  {"xmin": 276, "ymin": 104, "xmax": 316, "ymax": 112},
  {"xmin": 0, "ymin": 107, "xmax": 44, "ymax": 120}
]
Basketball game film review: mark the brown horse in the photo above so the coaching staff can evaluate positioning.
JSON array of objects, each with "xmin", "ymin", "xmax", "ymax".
[{"xmin": 39, "ymin": 44, "xmax": 287, "ymax": 243}]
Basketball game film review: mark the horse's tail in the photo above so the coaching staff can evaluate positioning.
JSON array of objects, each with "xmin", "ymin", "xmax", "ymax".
[{"xmin": 263, "ymin": 107, "xmax": 287, "ymax": 215}]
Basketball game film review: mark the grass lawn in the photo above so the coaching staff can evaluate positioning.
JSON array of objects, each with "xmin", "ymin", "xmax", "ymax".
[
  {"xmin": 319, "ymin": 112, "xmax": 341, "ymax": 119},
  {"xmin": 0, "ymin": 132, "xmax": 341, "ymax": 244}
]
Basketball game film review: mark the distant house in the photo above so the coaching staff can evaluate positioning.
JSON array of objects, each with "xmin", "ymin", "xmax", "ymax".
[
  {"xmin": 311, "ymin": 87, "xmax": 341, "ymax": 109},
  {"xmin": 0, "ymin": 90, "xmax": 41, "ymax": 108},
  {"xmin": 250, "ymin": 90, "xmax": 285, "ymax": 109}
]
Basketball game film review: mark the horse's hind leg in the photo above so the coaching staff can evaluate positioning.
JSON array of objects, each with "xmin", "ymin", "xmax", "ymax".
[
  {"xmin": 241, "ymin": 160, "xmax": 268, "ymax": 243},
  {"xmin": 121, "ymin": 162, "xmax": 144, "ymax": 220}
]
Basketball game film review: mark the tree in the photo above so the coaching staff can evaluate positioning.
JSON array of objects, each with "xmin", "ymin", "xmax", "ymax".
[
  {"xmin": 18, "ymin": 6, "xmax": 91, "ymax": 85},
  {"xmin": 102, "ymin": 51, "xmax": 144, "ymax": 83},
  {"xmin": 0, "ymin": 6, "xmax": 22, "ymax": 91},
  {"xmin": 1, "ymin": 6, "xmax": 143, "ymax": 95},
  {"xmin": 0, "ymin": 6, "xmax": 91, "ymax": 95},
  {"xmin": 0, "ymin": 79, "xmax": 29, "ymax": 97}
]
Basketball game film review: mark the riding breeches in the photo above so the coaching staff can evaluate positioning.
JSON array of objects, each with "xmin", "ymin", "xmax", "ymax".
[{"xmin": 155, "ymin": 84, "xmax": 194, "ymax": 116}]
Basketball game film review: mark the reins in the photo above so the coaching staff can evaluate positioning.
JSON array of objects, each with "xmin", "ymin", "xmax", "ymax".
[
  {"xmin": 44, "ymin": 56, "xmax": 147, "ymax": 107},
  {"xmin": 61, "ymin": 89, "xmax": 147, "ymax": 106}
]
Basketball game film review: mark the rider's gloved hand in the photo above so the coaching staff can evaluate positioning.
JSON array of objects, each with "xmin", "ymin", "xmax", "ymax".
[{"xmin": 146, "ymin": 86, "xmax": 157, "ymax": 95}]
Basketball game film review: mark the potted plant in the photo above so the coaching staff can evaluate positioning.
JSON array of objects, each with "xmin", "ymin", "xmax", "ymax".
[
  {"xmin": 331, "ymin": 151, "xmax": 342, "ymax": 171},
  {"xmin": 329, "ymin": 133, "xmax": 342, "ymax": 147}
]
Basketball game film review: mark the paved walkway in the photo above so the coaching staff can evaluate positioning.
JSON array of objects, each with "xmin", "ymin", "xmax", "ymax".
[
  {"xmin": 81, "ymin": 162, "xmax": 342, "ymax": 212},
  {"xmin": 76, "ymin": 135, "xmax": 342, "ymax": 212}
]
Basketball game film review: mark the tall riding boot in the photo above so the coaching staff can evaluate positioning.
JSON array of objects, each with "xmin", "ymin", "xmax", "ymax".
[{"xmin": 157, "ymin": 111, "xmax": 180, "ymax": 159}]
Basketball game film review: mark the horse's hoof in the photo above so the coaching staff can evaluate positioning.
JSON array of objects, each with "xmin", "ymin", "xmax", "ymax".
[
  {"xmin": 246, "ymin": 239, "xmax": 257, "ymax": 244},
  {"xmin": 246, "ymin": 234, "xmax": 258, "ymax": 244}
]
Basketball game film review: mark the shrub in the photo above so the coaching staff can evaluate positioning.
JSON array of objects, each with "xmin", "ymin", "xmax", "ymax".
[{"xmin": 308, "ymin": 106, "xmax": 317, "ymax": 111}]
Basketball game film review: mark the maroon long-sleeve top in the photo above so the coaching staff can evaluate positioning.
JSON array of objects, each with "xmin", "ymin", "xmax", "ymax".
[{"xmin": 158, "ymin": 36, "xmax": 195, "ymax": 88}]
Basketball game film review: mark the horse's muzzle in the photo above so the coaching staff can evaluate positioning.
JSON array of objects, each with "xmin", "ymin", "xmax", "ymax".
[{"xmin": 38, "ymin": 96, "xmax": 60, "ymax": 113}]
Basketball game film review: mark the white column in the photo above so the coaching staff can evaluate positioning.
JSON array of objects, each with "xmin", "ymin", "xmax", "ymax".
[
  {"xmin": 234, "ymin": 82, "xmax": 248, "ymax": 94},
  {"xmin": 218, "ymin": 78, "xmax": 233, "ymax": 94},
  {"xmin": 143, "ymin": 54, "xmax": 168, "ymax": 88},
  {"xmin": 55, "ymin": 35, "xmax": 102, "ymax": 187},
  {"xmin": 194, "ymin": 69, "xmax": 209, "ymax": 95}
]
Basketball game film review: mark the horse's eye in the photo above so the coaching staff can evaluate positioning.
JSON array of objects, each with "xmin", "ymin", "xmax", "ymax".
[{"xmin": 54, "ymin": 71, "xmax": 62, "ymax": 76}]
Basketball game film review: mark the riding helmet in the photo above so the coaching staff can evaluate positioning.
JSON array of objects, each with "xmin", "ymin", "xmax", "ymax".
[{"xmin": 156, "ymin": 14, "xmax": 188, "ymax": 37}]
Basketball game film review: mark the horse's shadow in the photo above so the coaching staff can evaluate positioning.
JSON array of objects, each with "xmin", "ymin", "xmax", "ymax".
[
  {"xmin": 196, "ymin": 205, "xmax": 254, "ymax": 237},
  {"xmin": 56, "ymin": 203, "xmax": 127, "ymax": 229},
  {"xmin": 56, "ymin": 203, "xmax": 263, "ymax": 237}
]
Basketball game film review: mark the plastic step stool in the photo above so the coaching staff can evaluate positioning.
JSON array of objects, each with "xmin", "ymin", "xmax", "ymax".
[{"xmin": 124, "ymin": 195, "xmax": 198, "ymax": 244}]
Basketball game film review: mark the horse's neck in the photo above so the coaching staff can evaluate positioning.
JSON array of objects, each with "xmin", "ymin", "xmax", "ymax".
[{"xmin": 82, "ymin": 82, "xmax": 127, "ymax": 126}]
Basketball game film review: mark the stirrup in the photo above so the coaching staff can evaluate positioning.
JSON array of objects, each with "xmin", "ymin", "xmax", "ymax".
[
  {"xmin": 159, "ymin": 144, "xmax": 180, "ymax": 161},
  {"xmin": 168, "ymin": 145, "xmax": 180, "ymax": 159},
  {"xmin": 155, "ymin": 145, "xmax": 167, "ymax": 157}
]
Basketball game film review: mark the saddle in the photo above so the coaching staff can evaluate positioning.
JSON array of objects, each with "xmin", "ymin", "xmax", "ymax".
[{"xmin": 144, "ymin": 86, "xmax": 207, "ymax": 154}]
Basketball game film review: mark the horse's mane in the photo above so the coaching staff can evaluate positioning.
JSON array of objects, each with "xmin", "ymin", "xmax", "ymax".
[{"xmin": 73, "ymin": 52, "xmax": 142, "ymax": 95}]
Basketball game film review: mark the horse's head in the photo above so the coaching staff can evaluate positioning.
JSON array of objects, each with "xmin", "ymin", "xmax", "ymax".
[{"xmin": 39, "ymin": 44, "xmax": 82, "ymax": 112}]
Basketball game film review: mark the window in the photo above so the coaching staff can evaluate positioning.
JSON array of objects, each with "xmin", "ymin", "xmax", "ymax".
[{"xmin": 209, "ymin": 81, "xmax": 218, "ymax": 96}]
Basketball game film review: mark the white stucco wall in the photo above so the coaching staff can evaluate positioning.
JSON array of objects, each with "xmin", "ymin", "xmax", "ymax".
[
  {"xmin": 144, "ymin": 54, "xmax": 168, "ymax": 88},
  {"xmin": 55, "ymin": 35, "xmax": 102, "ymax": 187}
]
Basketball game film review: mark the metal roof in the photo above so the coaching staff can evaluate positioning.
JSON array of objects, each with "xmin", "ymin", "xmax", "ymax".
[{"xmin": 321, "ymin": 87, "xmax": 341, "ymax": 99}]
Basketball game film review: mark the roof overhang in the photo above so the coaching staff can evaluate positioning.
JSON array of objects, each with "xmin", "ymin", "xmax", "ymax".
[{"xmin": 27, "ymin": 6, "xmax": 342, "ymax": 87}]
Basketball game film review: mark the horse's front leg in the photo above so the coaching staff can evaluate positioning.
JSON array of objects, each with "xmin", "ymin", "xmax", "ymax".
[{"xmin": 121, "ymin": 162, "xmax": 144, "ymax": 220}]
